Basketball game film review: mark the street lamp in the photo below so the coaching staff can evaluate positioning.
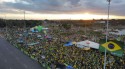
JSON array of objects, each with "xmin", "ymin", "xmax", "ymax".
[
  {"xmin": 23, "ymin": 11, "xmax": 27, "ymax": 46},
  {"xmin": 104, "ymin": 0, "xmax": 111, "ymax": 69},
  {"xmin": 5, "ymin": 14, "xmax": 7, "ymax": 38}
]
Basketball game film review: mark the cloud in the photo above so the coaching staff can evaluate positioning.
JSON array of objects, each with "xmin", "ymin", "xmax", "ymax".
[{"xmin": 0, "ymin": 0, "xmax": 125, "ymax": 16}]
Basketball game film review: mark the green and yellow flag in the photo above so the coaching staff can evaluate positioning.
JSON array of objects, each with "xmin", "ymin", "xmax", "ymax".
[{"xmin": 99, "ymin": 39, "xmax": 124, "ymax": 57}]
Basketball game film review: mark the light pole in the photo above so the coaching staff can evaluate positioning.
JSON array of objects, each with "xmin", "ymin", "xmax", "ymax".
[
  {"xmin": 23, "ymin": 11, "xmax": 27, "ymax": 46},
  {"xmin": 104, "ymin": 0, "xmax": 111, "ymax": 69},
  {"xmin": 5, "ymin": 14, "xmax": 8, "ymax": 39},
  {"xmin": 84, "ymin": 21, "xmax": 87, "ymax": 36},
  {"xmin": 24, "ymin": 11, "xmax": 26, "ymax": 30}
]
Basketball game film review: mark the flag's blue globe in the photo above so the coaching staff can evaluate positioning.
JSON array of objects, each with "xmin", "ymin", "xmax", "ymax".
[{"xmin": 108, "ymin": 43, "xmax": 114, "ymax": 49}]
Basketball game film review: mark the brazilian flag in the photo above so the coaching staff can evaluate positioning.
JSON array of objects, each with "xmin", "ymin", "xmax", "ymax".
[{"xmin": 99, "ymin": 39, "xmax": 124, "ymax": 57}]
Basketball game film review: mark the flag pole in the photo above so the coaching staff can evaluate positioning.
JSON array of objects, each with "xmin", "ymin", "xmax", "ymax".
[{"xmin": 104, "ymin": 0, "xmax": 111, "ymax": 69}]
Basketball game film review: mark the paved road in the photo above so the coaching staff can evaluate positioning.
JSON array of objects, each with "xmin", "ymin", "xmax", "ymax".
[{"xmin": 0, "ymin": 38, "xmax": 42, "ymax": 69}]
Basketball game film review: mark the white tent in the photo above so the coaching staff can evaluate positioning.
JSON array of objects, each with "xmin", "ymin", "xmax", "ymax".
[
  {"xmin": 76, "ymin": 40, "xmax": 99, "ymax": 49},
  {"xmin": 42, "ymin": 28, "xmax": 48, "ymax": 30},
  {"xmin": 109, "ymin": 29, "xmax": 125, "ymax": 35},
  {"xmin": 37, "ymin": 34, "xmax": 42, "ymax": 38}
]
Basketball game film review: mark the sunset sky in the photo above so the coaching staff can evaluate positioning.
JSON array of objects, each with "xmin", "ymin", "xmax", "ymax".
[{"xmin": 0, "ymin": 0, "xmax": 125, "ymax": 20}]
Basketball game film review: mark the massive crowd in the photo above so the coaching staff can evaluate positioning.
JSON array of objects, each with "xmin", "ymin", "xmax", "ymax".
[{"xmin": 1, "ymin": 22, "xmax": 125, "ymax": 69}]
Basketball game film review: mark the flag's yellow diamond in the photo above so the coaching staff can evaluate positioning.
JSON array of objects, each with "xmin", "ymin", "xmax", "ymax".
[{"xmin": 102, "ymin": 41, "xmax": 121, "ymax": 51}]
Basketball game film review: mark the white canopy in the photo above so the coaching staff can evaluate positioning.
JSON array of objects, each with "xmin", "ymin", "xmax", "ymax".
[{"xmin": 76, "ymin": 40, "xmax": 99, "ymax": 49}]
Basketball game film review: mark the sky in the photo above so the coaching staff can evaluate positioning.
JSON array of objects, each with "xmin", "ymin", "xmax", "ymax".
[{"xmin": 0, "ymin": 0, "xmax": 125, "ymax": 20}]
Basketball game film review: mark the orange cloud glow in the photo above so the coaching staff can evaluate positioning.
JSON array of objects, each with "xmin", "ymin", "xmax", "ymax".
[{"xmin": 0, "ymin": 13, "xmax": 125, "ymax": 20}]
